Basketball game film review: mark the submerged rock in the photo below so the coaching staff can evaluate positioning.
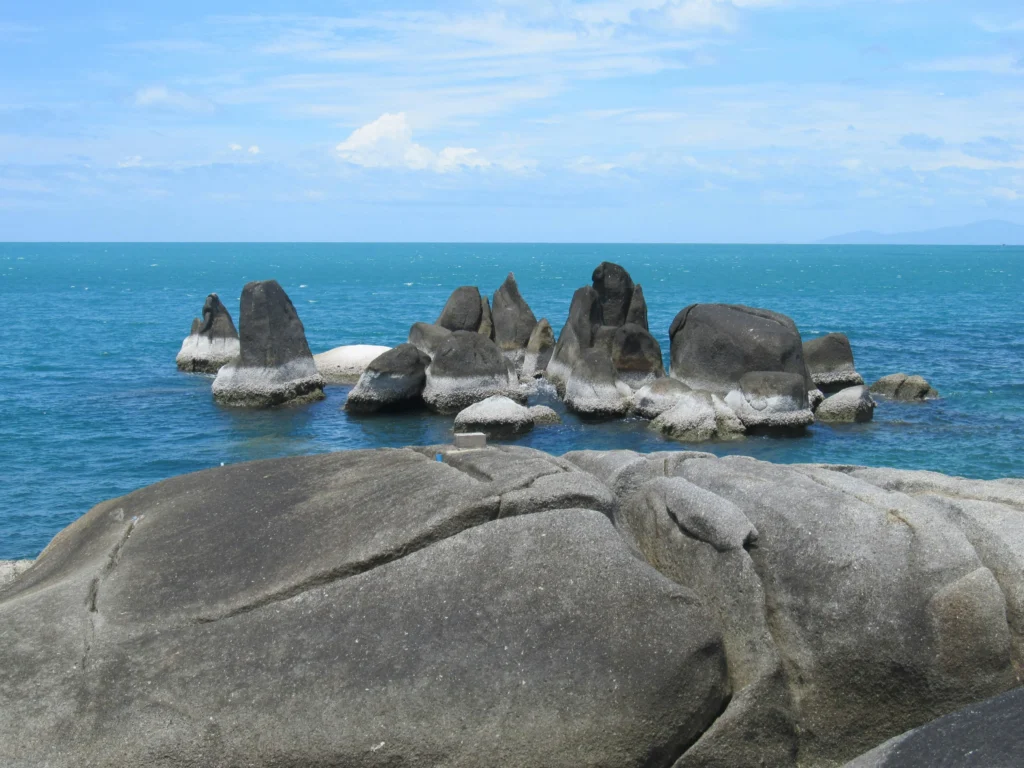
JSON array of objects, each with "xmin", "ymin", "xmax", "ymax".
[
  {"xmin": 803, "ymin": 332, "xmax": 864, "ymax": 394},
  {"xmin": 175, "ymin": 293, "xmax": 240, "ymax": 373},
  {"xmin": 212, "ymin": 281, "xmax": 324, "ymax": 407},
  {"xmin": 454, "ymin": 395, "xmax": 534, "ymax": 437},
  {"xmin": 344, "ymin": 343, "xmax": 429, "ymax": 413},
  {"xmin": 564, "ymin": 348, "xmax": 632, "ymax": 418},
  {"xmin": 871, "ymin": 373, "xmax": 939, "ymax": 401},
  {"xmin": 313, "ymin": 344, "xmax": 391, "ymax": 384},
  {"xmin": 521, "ymin": 319, "xmax": 555, "ymax": 379},
  {"xmin": 817, "ymin": 385, "xmax": 875, "ymax": 423},
  {"xmin": 422, "ymin": 331, "xmax": 523, "ymax": 413}
]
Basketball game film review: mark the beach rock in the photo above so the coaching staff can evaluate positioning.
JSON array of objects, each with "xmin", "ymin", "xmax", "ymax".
[
  {"xmin": 175, "ymin": 293, "xmax": 240, "ymax": 373},
  {"xmin": 212, "ymin": 281, "xmax": 325, "ymax": 407},
  {"xmin": 454, "ymin": 395, "xmax": 534, "ymax": 437},
  {"xmin": 724, "ymin": 371, "xmax": 814, "ymax": 430},
  {"xmin": 871, "ymin": 373, "xmax": 940, "ymax": 401},
  {"xmin": 843, "ymin": 686, "xmax": 1024, "ymax": 768},
  {"xmin": 422, "ymin": 331, "xmax": 523, "ymax": 413},
  {"xmin": 547, "ymin": 286, "xmax": 603, "ymax": 389},
  {"xmin": 0, "ymin": 560, "xmax": 33, "ymax": 588},
  {"xmin": 564, "ymin": 348, "xmax": 632, "ymax": 418},
  {"xmin": 313, "ymin": 344, "xmax": 392, "ymax": 384},
  {"xmin": 344, "ymin": 343, "xmax": 429, "ymax": 412},
  {"xmin": 611, "ymin": 322, "xmax": 665, "ymax": 389},
  {"xmin": 803, "ymin": 332, "xmax": 865, "ymax": 394},
  {"xmin": 592, "ymin": 261, "xmax": 635, "ymax": 327},
  {"xmin": 491, "ymin": 273, "xmax": 537, "ymax": 365},
  {"xmin": 625, "ymin": 283, "xmax": 649, "ymax": 330},
  {"xmin": 669, "ymin": 303, "xmax": 811, "ymax": 394},
  {"xmin": 817, "ymin": 384, "xmax": 875, "ymax": 423},
  {"xmin": 0, "ymin": 447, "xmax": 727, "ymax": 768},
  {"xmin": 634, "ymin": 377, "xmax": 693, "ymax": 419},
  {"xmin": 478, "ymin": 295, "xmax": 494, "ymax": 340},
  {"xmin": 407, "ymin": 321, "xmax": 453, "ymax": 358},
  {"xmin": 527, "ymin": 405, "xmax": 560, "ymax": 425},
  {"xmin": 650, "ymin": 391, "xmax": 746, "ymax": 442},
  {"xmin": 520, "ymin": 318, "xmax": 555, "ymax": 379},
  {"xmin": 436, "ymin": 286, "xmax": 484, "ymax": 332}
]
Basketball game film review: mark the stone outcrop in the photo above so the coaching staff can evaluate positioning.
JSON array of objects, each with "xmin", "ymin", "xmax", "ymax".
[
  {"xmin": 723, "ymin": 371, "xmax": 815, "ymax": 430},
  {"xmin": 344, "ymin": 344, "xmax": 429, "ymax": 413},
  {"xmin": 478, "ymin": 295, "xmax": 494, "ymax": 340},
  {"xmin": 490, "ymin": 273, "xmax": 537, "ymax": 367},
  {"xmin": 0, "ymin": 560, "xmax": 32, "ymax": 588},
  {"xmin": 436, "ymin": 286, "xmax": 485, "ymax": 332},
  {"xmin": 592, "ymin": 261, "xmax": 635, "ymax": 327},
  {"xmin": 453, "ymin": 395, "xmax": 534, "ymax": 437},
  {"xmin": 817, "ymin": 384, "xmax": 876, "ymax": 423},
  {"xmin": 211, "ymin": 281, "xmax": 324, "ymax": 407},
  {"xmin": 175, "ymin": 293, "xmax": 240, "ymax": 373},
  {"xmin": 803, "ymin": 332, "xmax": 864, "ymax": 394},
  {"xmin": 313, "ymin": 344, "xmax": 391, "ymax": 384},
  {"xmin": 422, "ymin": 331, "xmax": 523, "ymax": 413},
  {"xmin": 520, "ymin": 319, "xmax": 555, "ymax": 379},
  {"xmin": 407, "ymin": 322, "xmax": 453, "ymax": 358},
  {"xmin": 625, "ymin": 284, "xmax": 649, "ymax": 330},
  {"xmin": 547, "ymin": 286, "xmax": 603, "ymax": 389},
  {"xmin": 610, "ymin": 322, "xmax": 664, "ymax": 389},
  {"xmin": 564, "ymin": 348, "xmax": 632, "ymax": 418},
  {"xmin": 650, "ymin": 391, "xmax": 746, "ymax": 442},
  {"xmin": 871, "ymin": 373, "xmax": 940, "ymax": 401},
  {"xmin": 634, "ymin": 377, "xmax": 693, "ymax": 419},
  {"xmin": 527, "ymin": 404, "xmax": 560, "ymax": 425}
]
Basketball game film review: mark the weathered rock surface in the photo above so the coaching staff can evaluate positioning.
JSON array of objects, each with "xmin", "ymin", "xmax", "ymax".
[
  {"xmin": 0, "ymin": 447, "xmax": 728, "ymax": 768},
  {"xmin": 527, "ymin": 404, "xmax": 561, "ymax": 425},
  {"xmin": 564, "ymin": 348, "xmax": 632, "ymax": 418},
  {"xmin": 592, "ymin": 261, "xmax": 635, "ymax": 327},
  {"xmin": 634, "ymin": 377, "xmax": 693, "ymax": 419},
  {"xmin": 547, "ymin": 286, "xmax": 603, "ymax": 389},
  {"xmin": 650, "ymin": 391, "xmax": 745, "ymax": 442},
  {"xmin": 669, "ymin": 304, "xmax": 811, "ymax": 395},
  {"xmin": 344, "ymin": 343, "xmax": 429, "ymax": 412},
  {"xmin": 803, "ymin": 332, "xmax": 864, "ymax": 394},
  {"xmin": 478, "ymin": 295, "xmax": 494, "ymax": 340},
  {"xmin": 0, "ymin": 559, "xmax": 32, "ymax": 588},
  {"xmin": 454, "ymin": 395, "xmax": 534, "ymax": 436},
  {"xmin": 175, "ymin": 293, "xmax": 240, "ymax": 373},
  {"xmin": 212, "ymin": 281, "xmax": 325, "ymax": 407},
  {"xmin": 408, "ymin": 321, "xmax": 453, "ymax": 358},
  {"xmin": 723, "ymin": 371, "xmax": 814, "ymax": 430},
  {"xmin": 871, "ymin": 373, "xmax": 940, "ymax": 401},
  {"xmin": 313, "ymin": 344, "xmax": 392, "ymax": 384},
  {"xmin": 436, "ymin": 286, "xmax": 484, "ymax": 332},
  {"xmin": 625, "ymin": 284, "xmax": 649, "ymax": 330},
  {"xmin": 611, "ymin": 322, "xmax": 665, "ymax": 389},
  {"xmin": 520, "ymin": 318, "xmax": 555, "ymax": 379},
  {"xmin": 817, "ymin": 384, "xmax": 876, "ymax": 423},
  {"xmin": 422, "ymin": 331, "xmax": 523, "ymax": 413},
  {"xmin": 491, "ymin": 273, "xmax": 537, "ymax": 364}
]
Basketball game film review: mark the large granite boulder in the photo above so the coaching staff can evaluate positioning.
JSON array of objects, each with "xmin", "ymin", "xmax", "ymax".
[
  {"xmin": 422, "ymin": 331, "xmax": 523, "ymax": 413},
  {"xmin": 564, "ymin": 348, "xmax": 632, "ymax": 418},
  {"xmin": 723, "ymin": 371, "xmax": 814, "ymax": 430},
  {"xmin": 611, "ymin": 322, "xmax": 665, "ymax": 389},
  {"xmin": 408, "ymin": 322, "xmax": 453, "ymax": 358},
  {"xmin": 436, "ymin": 286, "xmax": 484, "ymax": 332},
  {"xmin": 175, "ymin": 293, "xmax": 240, "ymax": 373},
  {"xmin": 212, "ymin": 281, "xmax": 324, "ymax": 407},
  {"xmin": 803, "ymin": 332, "xmax": 864, "ymax": 394},
  {"xmin": 453, "ymin": 395, "xmax": 534, "ymax": 437},
  {"xmin": 314, "ymin": 344, "xmax": 391, "ymax": 384},
  {"xmin": 547, "ymin": 286, "xmax": 603, "ymax": 389},
  {"xmin": 520, "ymin": 319, "xmax": 555, "ymax": 379},
  {"xmin": 634, "ymin": 376, "xmax": 693, "ymax": 419},
  {"xmin": 344, "ymin": 343, "xmax": 429, "ymax": 412},
  {"xmin": 871, "ymin": 373, "xmax": 940, "ymax": 401},
  {"xmin": 650, "ymin": 391, "xmax": 745, "ymax": 442},
  {"xmin": 592, "ymin": 261, "xmax": 635, "ymax": 327},
  {"xmin": 0, "ymin": 447, "xmax": 727, "ymax": 768},
  {"xmin": 817, "ymin": 384, "xmax": 876, "ymax": 423},
  {"xmin": 0, "ymin": 559, "xmax": 32, "ymax": 588},
  {"xmin": 669, "ymin": 304, "xmax": 811, "ymax": 395},
  {"xmin": 491, "ymin": 273, "xmax": 537, "ymax": 366}
]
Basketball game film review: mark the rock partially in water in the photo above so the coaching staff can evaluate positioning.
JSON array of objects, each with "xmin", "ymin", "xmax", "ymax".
[
  {"xmin": 650, "ymin": 391, "xmax": 746, "ymax": 442},
  {"xmin": 724, "ymin": 371, "xmax": 814, "ymax": 430},
  {"xmin": 521, "ymin": 318, "xmax": 555, "ymax": 380},
  {"xmin": 564, "ymin": 348, "xmax": 632, "ymax": 418},
  {"xmin": 436, "ymin": 286, "xmax": 484, "ymax": 332},
  {"xmin": 423, "ymin": 331, "xmax": 523, "ymax": 413},
  {"xmin": 611, "ymin": 322, "xmax": 665, "ymax": 389},
  {"xmin": 175, "ymin": 293, "xmax": 240, "ymax": 373},
  {"xmin": 634, "ymin": 377, "xmax": 693, "ymax": 419},
  {"xmin": 314, "ymin": 344, "xmax": 392, "ymax": 384},
  {"xmin": 871, "ymin": 373, "xmax": 940, "ymax": 401},
  {"xmin": 344, "ymin": 344, "xmax": 429, "ymax": 413},
  {"xmin": 454, "ymin": 395, "xmax": 534, "ymax": 437},
  {"xmin": 527, "ymin": 404, "xmax": 561, "ymax": 425},
  {"xmin": 547, "ymin": 285, "xmax": 603, "ymax": 390},
  {"xmin": 803, "ymin": 332, "xmax": 865, "ymax": 394},
  {"xmin": 212, "ymin": 281, "xmax": 324, "ymax": 407},
  {"xmin": 817, "ymin": 385, "xmax": 875, "ymax": 423}
]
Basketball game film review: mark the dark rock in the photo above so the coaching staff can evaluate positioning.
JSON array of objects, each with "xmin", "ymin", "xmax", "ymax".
[
  {"xmin": 175, "ymin": 293, "xmax": 240, "ymax": 373},
  {"xmin": 344, "ymin": 343, "xmax": 429, "ymax": 412},
  {"xmin": 669, "ymin": 303, "xmax": 811, "ymax": 394},
  {"xmin": 564, "ymin": 348, "xmax": 631, "ymax": 418},
  {"xmin": 724, "ymin": 371, "xmax": 814, "ymax": 430},
  {"xmin": 407, "ymin": 321, "xmax": 453, "ymax": 358},
  {"xmin": 871, "ymin": 373, "xmax": 940, "ymax": 401},
  {"xmin": 804, "ymin": 333, "xmax": 865, "ymax": 394},
  {"xmin": 521, "ymin": 318, "xmax": 555, "ymax": 379},
  {"xmin": 436, "ymin": 286, "xmax": 484, "ymax": 332},
  {"xmin": 817, "ymin": 385, "xmax": 875, "ymax": 423},
  {"xmin": 625, "ymin": 284, "xmax": 649, "ymax": 330},
  {"xmin": 547, "ymin": 286, "xmax": 603, "ymax": 388},
  {"xmin": 478, "ymin": 295, "xmax": 494, "ymax": 340},
  {"xmin": 491, "ymin": 272, "xmax": 537, "ymax": 358},
  {"xmin": 611, "ymin": 322, "xmax": 665, "ymax": 389},
  {"xmin": 592, "ymin": 261, "xmax": 635, "ymax": 327},
  {"xmin": 212, "ymin": 281, "xmax": 324, "ymax": 407},
  {"xmin": 422, "ymin": 331, "xmax": 523, "ymax": 413}
]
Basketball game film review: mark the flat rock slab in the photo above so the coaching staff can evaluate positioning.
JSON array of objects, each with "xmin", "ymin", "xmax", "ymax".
[{"xmin": 314, "ymin": 344, "xmax": 392, "ymax": 384}]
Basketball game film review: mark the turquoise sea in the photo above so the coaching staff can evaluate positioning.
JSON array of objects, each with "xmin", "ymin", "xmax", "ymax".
[{"xmin": 1, "ymin": 243, "xmax": 1022, "ymax": 559}]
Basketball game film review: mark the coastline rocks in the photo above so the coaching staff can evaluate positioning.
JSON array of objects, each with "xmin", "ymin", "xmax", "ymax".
[
  {"xmin": 803, "ymin": 332, "xmax": 864, "ymax": 393},
  {"xmin": 611, "ymin": 322, "xmax": 665, "ymax": 389},
  {"xmin": 408, "ymin": 322, "xmax": 453, "ymax": 358},
  {"xmin": 724, "ymin": 371, "xmax": 814, "ymax": 430},
  {"xmin": 592, "ymin": 261, "xmax": 635, "ymax": 327},
  {"xmin": 212, "ymin": 280, "xmax": 325, "ymax": 407},
  {"xmin": 344, "ymin": 344, "xmax": 429, "ymax": 413},
  {"xmin": 650, "ymin": 391, "xmax": 746, "ymax": 442},
  {"xmin": 634, "ymin": 377, "xmax": 693, "ymax": 419},
  {"xmin": 175, "ymin": 293, "xmax": 240, "ymax": 373},
  {"xmin": 454, "ymin": 395, "xmax": 534, "ymax": 437},
  {"xmin": 521, "ymin": 319, "xmax": 555, "ymax": 379},
  {"xmin": 528, "ymin": 404, "xmax": 561, "ymax": 425},
  {"xmin": 625, "ymin": 284, "xmax": 649, "ymax": 330},
  {"xmin": 491, "ymin": 273, "xmax": 537, "ymax": 367},
  {"xmin": 564, "ymin": 349, "xmax": 632, "ymax": 418},
  {"xmin": 422, "ymin": 331, "xmax": 523, "ymax": 413},
  {"xmin": 0, "ymin": 560, "xmax": 32, "ymax": 588},
  {"xmin": 817, "ymin": 385, "xmax": 875, "ymax": 423},
  {"xmin": 313, "ymin": 344, "xmax": 391, "ymax": 384},
  {"xmin": 547, "ymin": 286, "xmax": 603, "ymax": 389},
  {"xmin": 871, "ymin": 373, "xmax": 940, "ymax": 401},
  {"xmin": 669, "ymin": 304, "xmax": 811, "ymax": 394},
  {"xmin": 436, "ymin": 286, "xmax": 484, "ymax": 332}
]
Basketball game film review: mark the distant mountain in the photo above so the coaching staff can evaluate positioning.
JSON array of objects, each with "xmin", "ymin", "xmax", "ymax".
[{"xmin": 820, "ymin": 219, "xmax": 1024, "ymax": 246}]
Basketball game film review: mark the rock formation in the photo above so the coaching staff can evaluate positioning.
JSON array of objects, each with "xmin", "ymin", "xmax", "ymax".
[
  {"xmin": 547, "ymin": 286, "xmax": 603, "ymax": 390},
  {"xmin": 871, "ymin": 373, "xmax": 940, "ymax": 401},
  {"xmin": 610, "ymin": 322, "xmax": 664, "ymax": 389},
  {"xmin": 313, "ymin": 344, "xmax": 391, "ymax": 384},
  {"xmin": 520, "ymin": 319, "xmax": 555, "ymax": 379},
  {"xmin": 453, "ymin": 395, "xmax": 534, "ymax": 437},
  {"xmin": 634, "ymin": 377, "xmax": 693, "ymax": 419},
  {"xmin": 816, "ymin": 385, "xmax": 876, "ymax": 423},
  {"xmin": 723, "ymin": 371, "xmax": 814, "ymax": 430},
  {"xmin": 650, "ymin": 391, "xmax": 745, "ymax": 441},
  {"xmin": 422, "ymin": 331, "xmax": 523, "ymax": 413},
  {"xmin": 175, "ymin": 293, "xmax": 240, "ymax": 373},
  {"xmin": 436, "ymin": 286, "xmax": 485, "ymax": 332},
  {"xmin": 408, "ymin": 322, "xmax": 453, "ymax": 358},
  {"xmin": 625, "ymin": 283, "xmax": 649, "ymax": 330},
  {"xmin": 592, "ymin": 261, "xmax": 635, "ymax": 327},
  {"xmin": 491, "ymin": 273, "xmax": 537, "ymax": 368},
  {"xmin": 211, "ymin": 281, "xmax": 324, "ymax": 407},
  {"xmin": 344, "ymin": 344, "xmax": 429, "ymax": 412},
  {"xmin": 803, "ymin": 332, "xmax": 865, "ymax": 394},
  {"xmin": 564, "ymin": 348, "xmax": 632, "ymax": 418}
]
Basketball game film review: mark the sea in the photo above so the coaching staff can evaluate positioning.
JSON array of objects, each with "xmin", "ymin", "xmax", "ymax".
[{"xmin": 1, "ymin": 243, "xmax": 1022, "ymax": 559}]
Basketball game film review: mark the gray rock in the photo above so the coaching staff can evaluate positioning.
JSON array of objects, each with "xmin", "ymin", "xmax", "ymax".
[
  {"xmin": 547, "ymin": 286, "xmax": 603, "ymax": 389},
  {"xmin": 344, "ymin": 343, "xmax": 429, "ymax": 412},
  {"xmin": 611, "ymin": 322, "xmax": 665, "ymax": 389},
  {"xmin": 422, "ymin": 331, "xmax": 523, "ymax": 413},
  {"xmin": 564, "ymin": 348, "xmax": 632, "ymax": 418},
  {"xmin": 520, "ymin": 318, "xmax": 555, "ymax": 379},
  {"xmin": 478, "ymin": 295, "xmax": 494, "ymax": 340},
  {"xmin": 817, "ymin": 384, "xmax": 876, "ymax": 423},
  {"xmin": 453, "ymin": 395, "xmax": 534, "ymax": 437},
  {"xmin": 625, "ymin": 284, "xmax": 649, "ymax": 330},
  {"xmin": 527, "ymin": 404, "xmax": 561, "ymax": 425},
  {"xmin": 313, "ymin": 344, "xmax": 392, "ymax": 384},
  {"xmin": 0, "ymin": 560, "xmax": 33, "ymax": 588},
  {"xmin": 803, "ymin": 332, "xmax": 865, "ymax": 394},
  {"xmin": 669, "ymin": 303, "xmax": 811, "ymax": 394},
  {"xmin": 0, "ymin": 447, "xmax": 728, "ymax": 768},
  {"xmin": 650, "ymin": 391, "xmax": 745, "ymax": 442},
  {"xmin": 491, "ymin": 273, "xmax": 537, "ymax": 359},
  {"xmin": 212, "ymin": 281, "xmax": 325, "ymax": 407},
  {"xmin": 592, "ymin": 261, "xmax": 635, "ymax": 327},
  {"xmin": 175, "ymin": 293, "xmax": 240, "ymax": 373},
  {"xmin": 436, "ymin": 286, "xmax": 484, "ymax": 332},
  {"xmin": 634, "ymin": 377, "xmax": 693, "ymax": 419},
  {"xmin": 871, "ymin": 373, "xmax": 940, "ymax": 401},
  {"xmin": 408, "ymin": 321, "xmax": 453, "ymax": 358},
  {"xmin": 809, "ymin": 387, "xmax": 826, "ymax": 410},
  {"xmin": 723, "ymin": 371, "xmax": 814, "ymax": 430}
]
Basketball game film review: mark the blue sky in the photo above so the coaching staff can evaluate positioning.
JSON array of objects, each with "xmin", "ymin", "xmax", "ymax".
[{"xmin": 1, "ymin": 0, "xmax": 1023, "ymax": 241}]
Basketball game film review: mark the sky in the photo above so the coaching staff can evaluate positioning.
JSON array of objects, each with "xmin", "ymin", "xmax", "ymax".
[{"xmin": 1, "ymin": 0, "xmax": 1023, "ymax": 242}]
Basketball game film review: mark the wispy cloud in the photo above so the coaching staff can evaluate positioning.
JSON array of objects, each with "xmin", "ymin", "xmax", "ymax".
[
  {"xmin": 911, "ymin": 54, "xmax": 1024, "ymax": 75},
  {"xmin": 133, "ymin": 86, "xmax": 213, "ymax": 112}
]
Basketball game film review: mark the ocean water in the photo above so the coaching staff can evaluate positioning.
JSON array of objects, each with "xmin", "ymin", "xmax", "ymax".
[{"xmin": 1, "ymin": 243, "xmax": 1022, "ymax": 559}]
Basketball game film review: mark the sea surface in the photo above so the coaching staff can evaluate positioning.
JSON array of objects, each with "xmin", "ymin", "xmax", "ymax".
[{"xmin": 1, "ymin": 243, "xmax": 1022, "ymax": 559}]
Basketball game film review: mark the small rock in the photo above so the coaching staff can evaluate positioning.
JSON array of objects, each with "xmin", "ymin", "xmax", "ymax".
[
  {"xmin": 175, "ymin": 293, "xmax": 240, "ymax": 373},
  {"xmin": 345, "ymin": 344, "xmax": 429, "ymax": 413},
  {"xmin": 870, "ymin": 373, "xmax": 939, "ymax": 401},
  {"xmin": 454, "ymin": 396, "xmax": 534, "ymax": 437},
  {"xmin": 816, "ymin": 385, "xmax": 875, "ymax": 423},
  {"xmin": 528, "ymin": 405, "xmax": 561, "ymax": 425}
]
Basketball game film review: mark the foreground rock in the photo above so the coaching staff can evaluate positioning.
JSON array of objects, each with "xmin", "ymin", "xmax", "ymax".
[
  {"xmin": 0, "ymin": 447, "xmax": 726, "ymax": 768},
  {"xmin": 871, "ymin": 373, "xmax": 940, "ymax": 401},
  {"xmin": 454, "ymin": 395, "xmax": 534, "ymax": 437},
  {"xmin": 313, "ymin": 344, "xmax": 391, "ymax": 384},
  {"xmin": 212, "ymin": 281, "xmax": 325, "ymax": 407},
  {"xmin": 175, "ymin": 293, "xmax": 240, "ymax": 373},
  {"xmin": 491, "ymin": 273, "xmax": 537, "ymax": 368},
  {"xmin": 817, "ymin": 385, "xmax": 875, "ymax": 423},
  {"xmin": 422, "ymin": 331, "xmax": 523, "ymax": 413},
  {"xmin": 344, "ymin": 343, "xmax": 429, "ymax": 412},
  {"xmin": 0, "ymin": 560, "xmax": 32, "ymax": 588},
  {"xmin": 803, "ymin": 332, "xmax": 864, "ymax": 394}
]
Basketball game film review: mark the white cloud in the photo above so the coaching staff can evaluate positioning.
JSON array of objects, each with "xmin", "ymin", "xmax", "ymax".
[
  {"xmin": 229, "ymin": 143, "xmax": 243, "ymax": 151},
  {"xmin": 247, "ymin": 145, "xmax": 261, "ymax": 154},
  {"xmin": 988, "ymin": 187, "xmax": 1021, "ymax": 201},
  {"xmin": 335, "ymin": 112, "xmax": 498, "ymax": 173},
  {"xmin": 117, "ymin": 156, "xmax": 143, "ymax": 168},
  {"xmin": 133, "ymin": 86, "xmax": 213, "ymax": 112}
]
